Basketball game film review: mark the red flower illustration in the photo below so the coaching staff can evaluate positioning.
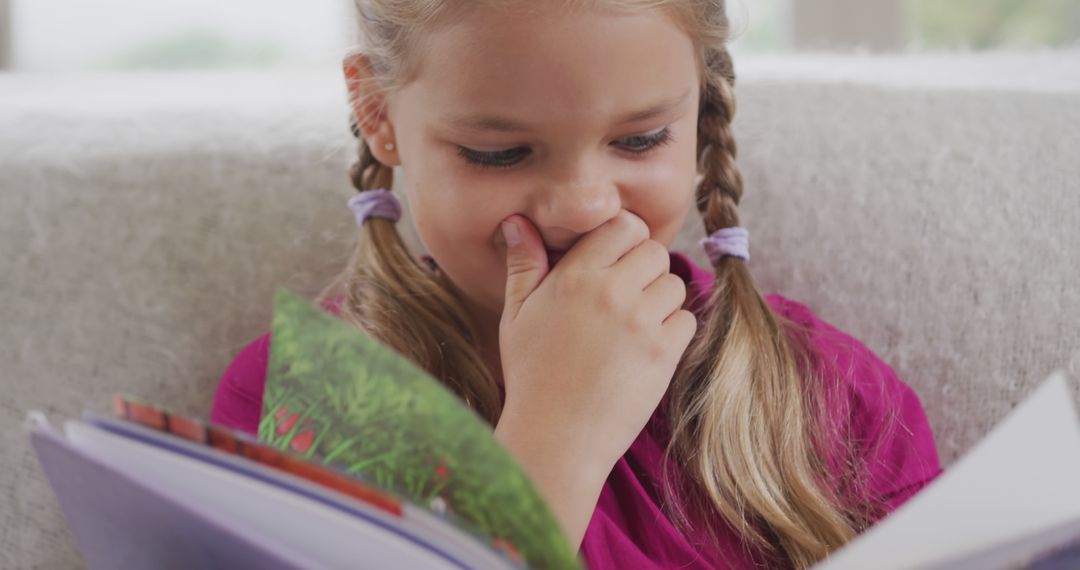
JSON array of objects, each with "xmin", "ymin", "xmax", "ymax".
[
  {"xmin": 435, "ymin": 458, "xmax": 449, "ymax": 480},
  {"xmin": 492, "ymin": 538, "xmax": 523, "ymax": 562},
  {"xmin": 274, "ymin": 406, "xmax": 313, "ymax": 433},
  {"xmin": 290, "ymin": 429, "xmax": 316, "ymax": 453},
  {"xmin": 277, "ymin": 412, "xmax": 299, "ymax": 436},
  {"xmin": 273, "ymin": 407, "xmax": 317, "ymax": 452}
]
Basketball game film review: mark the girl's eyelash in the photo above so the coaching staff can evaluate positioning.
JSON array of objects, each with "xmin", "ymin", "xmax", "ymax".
[
  {"xmin": 456, "ymin": 127, "xmax": 675, "ymax": 170},
  {"xmin": 456, "ymin": 146, "xmax": 528, "ymax": 170},
  {"xmin": 620, "ymin": 127, "xmax": 675, "ymax": 154}
]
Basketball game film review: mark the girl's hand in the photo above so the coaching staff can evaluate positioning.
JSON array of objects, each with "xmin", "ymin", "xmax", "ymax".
[{"xmin": 495, "ymin": 209, "xmax": 697, "ymax": 506}]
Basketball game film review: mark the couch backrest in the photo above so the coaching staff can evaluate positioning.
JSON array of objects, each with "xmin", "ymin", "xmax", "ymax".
[{"xmin": 1, "ymin": 54, "xmax": 1078, "ymax": 567}]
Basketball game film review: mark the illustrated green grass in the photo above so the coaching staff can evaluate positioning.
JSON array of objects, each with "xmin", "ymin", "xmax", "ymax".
[{"xmin": 259, "ymin": 288, "xmax": 582, "ymax": 569}]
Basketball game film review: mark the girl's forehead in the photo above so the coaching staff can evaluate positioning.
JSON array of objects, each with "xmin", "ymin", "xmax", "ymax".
[{"xmin": 402, "ymin": 5, "xmax": 700, "ymax": 129}]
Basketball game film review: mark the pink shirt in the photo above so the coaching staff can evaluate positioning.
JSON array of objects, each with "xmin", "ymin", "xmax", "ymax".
[{"xmin": 211, "ymin": 252, "xmax": 942, "ymax": 569}]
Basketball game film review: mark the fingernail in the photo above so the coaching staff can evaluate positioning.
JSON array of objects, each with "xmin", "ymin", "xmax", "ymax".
[{"xmin": 501, "ymin": 221, "xmax": 520, "ymax": 247}]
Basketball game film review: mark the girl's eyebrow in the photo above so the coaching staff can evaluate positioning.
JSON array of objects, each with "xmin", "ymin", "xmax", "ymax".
[{"xmin": 444, "ymin": 87, "xmax": 692, "ymax": 133}]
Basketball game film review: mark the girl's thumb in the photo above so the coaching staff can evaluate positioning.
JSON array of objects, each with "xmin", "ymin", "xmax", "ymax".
[{"xmin": 500, "ymin": 216, "xmax": 548, "ymax": 321}]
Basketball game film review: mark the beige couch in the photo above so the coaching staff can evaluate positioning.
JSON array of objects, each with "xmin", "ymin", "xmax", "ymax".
[{"xmin": 2, "ymin": 52, "xmax": 1079, "ymax": 568}]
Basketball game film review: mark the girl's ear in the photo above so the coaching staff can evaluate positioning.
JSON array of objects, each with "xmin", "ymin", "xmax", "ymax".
[{"xmin": 343, "ymin": 54, "xmax": 400, "ymax": 167}]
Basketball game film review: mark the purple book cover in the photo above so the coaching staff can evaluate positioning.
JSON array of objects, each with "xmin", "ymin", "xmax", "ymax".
[{"xmin": 29, "ymin": 427, "xmax": 318, "ymax": 570}]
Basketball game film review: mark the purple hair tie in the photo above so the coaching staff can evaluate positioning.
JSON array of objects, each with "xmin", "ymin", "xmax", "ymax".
[
  {"xmin": 347, "ymin": 188, "xmax": 401, "ymax": 226},
  {"xmin": 700, "ymin": 226, "xmax": 750, "ymax": 264}
]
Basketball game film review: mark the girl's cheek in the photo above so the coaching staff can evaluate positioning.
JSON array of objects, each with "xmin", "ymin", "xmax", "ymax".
[
  {"xmin": 423, "ymin": 183, "xmax": 515, "ymax": 252},
  {"xmin": 630, "ymin": 152, "xmax": 684, "ymax": 186},
  {"xmin": 618, "ymin": 167, "xmax": 696, "ymax": 244}
]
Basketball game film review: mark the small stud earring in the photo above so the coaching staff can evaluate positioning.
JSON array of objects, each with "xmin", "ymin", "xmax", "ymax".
[{"xmin": 384, "ymin": 142, "xmax": 395, "ymax": 151}]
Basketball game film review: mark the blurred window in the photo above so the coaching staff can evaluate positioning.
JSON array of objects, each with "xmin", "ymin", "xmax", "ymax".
[
  {"xmin": 2, "ymin": 0, "xmax": 1078, "ymax": 71},
  {"xmin": 728, "ymin": 0, "xmax": 1080, "ymax": 53},
  {"xmin": 5, "ymin": 0, "xmax": 351, "ymax": 71}
]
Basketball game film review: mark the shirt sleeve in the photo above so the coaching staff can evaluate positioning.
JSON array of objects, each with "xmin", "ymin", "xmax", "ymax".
[
  {"xmin": 765, "ymin": 294, "xmax": 943, "ymax": 519},
  {"xmin": 209, "ymin": 332, "xmax": 271, "ymax": 437},
  {"xmin": 208, "ymin": 294, "xmax": 344, "ymax": 437}
]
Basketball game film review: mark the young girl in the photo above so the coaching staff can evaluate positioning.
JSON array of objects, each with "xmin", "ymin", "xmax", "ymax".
[{"xmin": 212, "ymin": 1, "xmax": 942, "ymax": 568}]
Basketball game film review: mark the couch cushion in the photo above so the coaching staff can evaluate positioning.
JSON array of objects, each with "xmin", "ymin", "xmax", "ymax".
[{"xmin": 2, "ymin": 53, "xmax": 1078, "ymax": 568}]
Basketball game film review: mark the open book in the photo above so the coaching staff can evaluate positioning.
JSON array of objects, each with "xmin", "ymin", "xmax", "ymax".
[
  {"xmin": 813, "ymin": 370, "xmax": 1080, "ymax": 569},
  {"xmin": 28, "ymin": 288, "xmax": 580, "ymax": 570},
  {"xmin": 27, "ymin": 289, "xmax": 1080, "ymax": 569}
]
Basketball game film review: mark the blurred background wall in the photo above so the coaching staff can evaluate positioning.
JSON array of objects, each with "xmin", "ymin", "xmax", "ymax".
[{"xmin": 0, "ymin": 0, "xmax": 1078, "ymax": 72}]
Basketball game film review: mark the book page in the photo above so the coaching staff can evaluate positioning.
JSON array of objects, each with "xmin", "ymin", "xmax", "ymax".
[
  {"xmin": 814, "ymin": 371, "xmax": 1080, "ymax": 570},
  {"xmin": 63, "ymin": 420, "xmax": 472, "ymax": 570},
  {"xmin": 260, "ymin": 289, "xmax": 579, "ymax": 569},
  {"xmin": 87, "ymin": 407, "xmax": 520, "ymax": 570}
]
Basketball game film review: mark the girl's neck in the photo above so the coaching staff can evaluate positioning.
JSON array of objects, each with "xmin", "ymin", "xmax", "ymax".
[
  {"xmin": 430, "ymin": 263, "xmax": 506, "ymax": 388},
  {"xmin": 469, "ymin": 303, "xmax": 505, "ymax": 389}
]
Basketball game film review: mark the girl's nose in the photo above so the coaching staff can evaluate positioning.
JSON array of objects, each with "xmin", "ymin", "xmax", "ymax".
[{"xmin": 533, "ymin": 169, "xmax": 622, "ymax": 239}]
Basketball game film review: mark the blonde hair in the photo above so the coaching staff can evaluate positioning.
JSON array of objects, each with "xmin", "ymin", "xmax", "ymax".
[{"xmin": 322, "ymin": 1, "xmax": 882, "ymax": 567}]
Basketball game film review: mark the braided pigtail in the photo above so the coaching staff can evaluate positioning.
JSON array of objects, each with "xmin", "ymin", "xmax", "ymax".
[
  {"xmin": 319, "ymin": 117, "xmax": 503, "ymax": 425},
  {"xmin": 661, "ymin": 46, "xmax": 860, "ymax": 568}
]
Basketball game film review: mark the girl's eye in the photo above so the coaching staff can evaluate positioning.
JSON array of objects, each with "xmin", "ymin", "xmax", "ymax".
[
  {"xmin": 619, "ymin": 127, "xmax": 675, "ymax": 155},
  {"xmin": 456, "ymin": 127, "xmax": 675, "ymax": 170},
  {"xmin": 456, "ymin": 146, "xmax": 530, "ymax": 170}
]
